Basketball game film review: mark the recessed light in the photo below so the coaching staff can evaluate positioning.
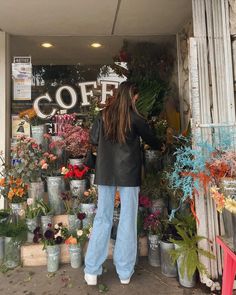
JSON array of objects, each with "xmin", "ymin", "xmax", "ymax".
[
  {"xmin": 91, "ymin": 43, "xmax": 102, "ymax": 48},
  {"xmin": 41, "ymin": 42, "xmax": 54, "ymax": 48}
]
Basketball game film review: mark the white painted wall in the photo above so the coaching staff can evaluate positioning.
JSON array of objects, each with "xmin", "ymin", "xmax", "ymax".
[{"xmin": 0, "ymin": 31, "xmax": 11, "ymax": 209}]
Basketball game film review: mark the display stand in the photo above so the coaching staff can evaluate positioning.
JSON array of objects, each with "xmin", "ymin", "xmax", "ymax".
[{"xmin": 216, "ymin": 236, "xmax": 236, "ymax": 295}]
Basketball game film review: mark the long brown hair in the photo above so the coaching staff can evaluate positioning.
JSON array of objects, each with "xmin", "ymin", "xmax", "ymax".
[{"xmin": 103, "ymin": 81, "xmax": 139, "ymax": 144}]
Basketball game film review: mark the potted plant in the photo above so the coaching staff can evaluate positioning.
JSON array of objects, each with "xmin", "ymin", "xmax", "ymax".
[
  {"xmin": 64, "ymin": 226, "xmax": 91, "ymax": 269},
  {"xmin": 58, "ymin": 123, "xmax": 90, "ymax": 164},
  {"xmin": 11, "ymin": 136, "xmax": 45, "ymax": 204},
  {"xmin": 160, "ymin": 220, "xmax": 178, "ymax": 278},
  {"xmin": 0, "ymin": 218, "xmax": 27, "ymax": 269},
  {"xmin": 144, "ymin": 210, "xmax": 162, "ymax": 267},
  {"xmin": 61, "ymin": 191, "xmax": 80, "ymax": 232},
  {"xmin": 79, "ymin": 186, "xmax": 97, "ymax": 228},
  {"xmin": 42, "ymin": 222, "xmax": 64, "ymax": 273},
  {"xmin": 61, "ymin": 164, "xmax": 89, "ymax": 198},
  {"xmin": 169, "ymin": 214, "xmax": 215, "ymax": 288},
  {"xmin": 36, "ymin": 199, "xmax": 53, "ymax": 234},
  {"xmin": 40, "ymin": 150, "xmax": 65, "ymax": 215}
]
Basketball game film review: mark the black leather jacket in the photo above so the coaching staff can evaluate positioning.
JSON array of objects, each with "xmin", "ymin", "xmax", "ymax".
[{"xmin": 90, "ymin": 111, "xmax": 161, "ymax": 187}]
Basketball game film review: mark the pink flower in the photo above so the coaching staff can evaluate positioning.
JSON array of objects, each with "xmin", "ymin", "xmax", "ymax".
[
  {"xmin": 27, "ymin": 198, "xmax": 34, "ymax": 206},
  {"xmin": 42, "ymin": 163, "xmax": 48, "ymax": 169},
  {"xmin": 40, "ymin": 159, "xmax": 46, "ymax": 165},
  {"xmin": 43, "ymin": 152, "xmax": 49, "ymax": 157}
]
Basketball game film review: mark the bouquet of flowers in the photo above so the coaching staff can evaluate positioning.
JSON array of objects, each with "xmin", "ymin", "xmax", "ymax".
[
  {"xmin": 64, "ymin": 227, "xmax": 92, "ymax": 246},
  {"xmin": 61, "ymin": 164, "xmax": 89, "ymax": 180},
  {"xmin": 40, "ymin": 152, "xmax": 61, "ymax": 177},
  {"xmin": 0, "ymin": 176, "xmax": 28, "ymax": 203},
  {"xmin": 42, "ymin": 222, "xmax": 64, "ymax": 249},
  {"xmin": 59, "ymin": 124, "xmax": 90, "ymax": 158},
  {"xmin": 210, "ymin": 186, "xmax": 236, "ymax": 214},
  {"xmin": 81, "ymin": 187, "xmax": 98, "ymax": 204},
  {"xmin": 143, "ymin": 210, "xmax": 162, "ymax": 236},
  {"xmin": 11, "ymin": 136, "xmax": 44, "ymax": 183}
]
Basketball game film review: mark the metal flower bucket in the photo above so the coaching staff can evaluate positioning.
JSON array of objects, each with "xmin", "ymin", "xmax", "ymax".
[
  {"xmin": 148, "ymin": 234, "xmax": 161, "ymax": 267},
  {"xmin": 70, "ymin": 179, "xmax": 86, "ymax": 197},
  {"xmin": 0, "ymin": 236, "xmax": 4, "ymax": 264},
  {"xmin": 26, "ymin": 217, "xmax": 38, "ymax": 243},
  {"xmin": 28, "ymin": 181, "xmax": 44, "ymax": 205},
  {"xmin": 4, "ymin": 237, "xmax": 21, "ymax": 269},
  {"xmin": 79, "ymin": 203, "xmax": 96, "ymax": 228},
  {"xmin": 160, "ymin": 241, "xmax": 177, "ymax": 277},
  {"xmin": 69, "ymin": 244, "xmax": 82, "ymax": 268},
  {"xmin": 41, "ymin": 215, "xmax": 53, "ymax": 234},
  {"xmin": 46, "ymin": 245, "xmax": 60, "ymax": 273},
  {"xmin": 174, "ymin": 244, "xmax": 196, "ymax": 288},
  {"xmin": 68, "ymin": 214, "xmax": 79, "ymax": 232},
  {"xmin": 69, "ymin": 158, "xmax": 85, "ymax": 167},
  {"xmin": 47, "ymin": 176, "xmax": 65, "ymax": 215}
]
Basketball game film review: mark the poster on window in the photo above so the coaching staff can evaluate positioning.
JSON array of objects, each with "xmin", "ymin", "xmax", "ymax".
[
  {"xmin": 12, "ymin": 56, "xmax": 32, "ymax": 101},
  {"xmin": 11, "ymin": 115, "xmax": 31, "ymax": 138}
]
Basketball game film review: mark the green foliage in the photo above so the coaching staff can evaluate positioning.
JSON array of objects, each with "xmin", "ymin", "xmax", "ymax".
[
  {"xmin": 36, "ymin": 199, "xmax": 52, "ymax": 216},
  {"xmin": 0, "ymin": 219, "xmax": 27, "ymax": 240},
  {"xmin": 140, "ymin": 172, "xmax": 161, "ymax": 200},
  {"xmin": 169, "ymin": 224, "xmax": 215, "ymax": 280}
]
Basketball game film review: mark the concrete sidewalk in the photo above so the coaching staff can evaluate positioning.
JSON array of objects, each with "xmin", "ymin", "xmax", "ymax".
[{"xmin": 0, "ymin": 258, "xmax": 217, "ymax": 295}]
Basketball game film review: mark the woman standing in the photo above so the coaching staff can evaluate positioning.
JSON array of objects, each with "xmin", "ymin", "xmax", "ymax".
[{"xmin": 84, "ymin": 81, "xmax": 162, "ymax": 285}]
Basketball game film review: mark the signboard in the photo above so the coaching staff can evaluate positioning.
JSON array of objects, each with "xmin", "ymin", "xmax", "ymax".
[
  {"xmin": 11, "ymin": 115, "xmax": 31, "ymax": 138},
  {"xmin": 12, "ymin": 56, "xmax": 32, "ymax": 101}
]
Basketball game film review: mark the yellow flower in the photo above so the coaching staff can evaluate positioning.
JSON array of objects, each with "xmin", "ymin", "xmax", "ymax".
[{"xmin": 224, "ymin": 198, "xmax": 236, "ymax": 214}]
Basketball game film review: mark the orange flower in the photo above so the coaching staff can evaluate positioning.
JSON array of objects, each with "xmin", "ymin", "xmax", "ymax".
[
  {"xmin": 65, "ymin": 236, "xmax": 77, "ymax": 245},
  {"xmin": 0, "ymin": 178, "xmax": 5, "ymax": 187},
  {"xmin": 16, "ymin": 187, "xmax": 25, "ymax": 197},
  {"xmin": 15, "ymin": 178, "xmax": 23, "ymax": 186},
  {"xmin": 8, "ymin": 190, "xmax": 14, "ymax": 200}
]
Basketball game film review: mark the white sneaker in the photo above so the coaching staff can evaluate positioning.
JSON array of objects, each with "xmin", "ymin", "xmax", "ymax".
[
  {"xmin": 120, "ymin": 278, "xmax": 130, "ymax": 284},
  {"xmin": 84, "ymin": 274, "xmax": 97, "ymax": 285}
]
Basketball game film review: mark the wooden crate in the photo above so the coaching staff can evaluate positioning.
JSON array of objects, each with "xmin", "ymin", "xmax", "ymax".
[{"xmin": 21, "ymin": 236, "xmax": 148, "ymax": 266}]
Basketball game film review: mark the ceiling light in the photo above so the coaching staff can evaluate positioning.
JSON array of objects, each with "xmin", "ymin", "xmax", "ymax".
[
  {"xmin": 41, "ymin": 42, "xmax": 54, "ymax": 48},
  {"xmin": 91, "ymin": 43, "xmax": 102, "ymax": 48}
]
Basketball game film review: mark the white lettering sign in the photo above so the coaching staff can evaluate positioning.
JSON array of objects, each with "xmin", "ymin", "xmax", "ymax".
[{"xmin": 33, "ymin": 80, "xmax": 121, "ymax": 119}]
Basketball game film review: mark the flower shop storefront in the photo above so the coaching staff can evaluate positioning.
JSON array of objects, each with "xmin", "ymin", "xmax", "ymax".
[{"xmin": 1, "ymin": 0, "xmax": 236, "ymax": 293}]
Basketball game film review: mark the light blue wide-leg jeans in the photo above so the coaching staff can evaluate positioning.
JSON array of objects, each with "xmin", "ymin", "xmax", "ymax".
[{"xmin": 84, "ymin": 185, "xmax": 139, "ymax": 280}]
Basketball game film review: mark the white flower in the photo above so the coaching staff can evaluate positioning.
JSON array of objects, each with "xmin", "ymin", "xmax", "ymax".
[
  {"xmin": 77, "ymin": 230, "xmax": 83, "ymax": 237},
  {"xmin": 89, "ymin": 227, "xmax": 93, "ymax": 233},
  {"xmin": 27, "ymin": 198, "xmax": 34, "ymax": 206},
  {"xmin": 54, "ymin": 224, "xmax": 59, "ymax": 230},
  {"xmin": 55, "ymin": 230, "xmax": 61, "ymax": 238}
]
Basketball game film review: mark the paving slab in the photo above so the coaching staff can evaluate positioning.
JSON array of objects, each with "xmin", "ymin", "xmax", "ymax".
[{"xmin": 0, "ymin": 258, "xmax": 226, "ymax": 295}]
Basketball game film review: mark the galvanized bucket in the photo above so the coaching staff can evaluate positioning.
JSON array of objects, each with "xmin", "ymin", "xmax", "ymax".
[
  {"xmin": 80, "ymin": 203, "xmax": 96, "ymax": 228},
  {"xmin": 148, "ymin": 234, "xmax": 161, "ymax": 267},
  {"xmin": 47, "ymin": 176, "xmax": 65, "ymax": 215},
  {"xmin": 69, "ymin": 244, "xmax": 82, "ymax": 268},
  {"xmin": 69, "ymin": 158, "xmax": 85, "ymax": 168},
  {"xmin": 174, "ymin": 244, "xmax": 196, "ymax": 288},
  {"xmin": 68, "ymin": 214, "xmax": 79, "ymax": 232},
  {"xmin": 70, "ymin": 179, "xmax": 86, "ymax": 197},
  {"xmin": 41, "ymin": 215, "xmax": 53, "ymax": 234},
  {"xmin": 4, "ymin": 237, "xmax": 21, "ymax": 269},
  {"xmin": 160, "ymin": 241, "xmax": 177, "ymax": 277},
  {"xmin": 28, "ymin": 181, "xmax": 44, "ymax": 205},
  {"xmin": 26, "ymin": 217, "xmax": 38, "ymax": 243},
  {"xmin": 46, "ymin": 245, "xmax": 60, "ymax": 273}
]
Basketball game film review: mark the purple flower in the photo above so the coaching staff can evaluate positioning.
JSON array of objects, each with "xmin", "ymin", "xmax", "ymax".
[
  {"xmin": 55, "ymin": 236, "xmax": 63, "ymax": 244},
  {"xmin": 44, "ymin": 229, "xmax": 54, "ymax": 240}
]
